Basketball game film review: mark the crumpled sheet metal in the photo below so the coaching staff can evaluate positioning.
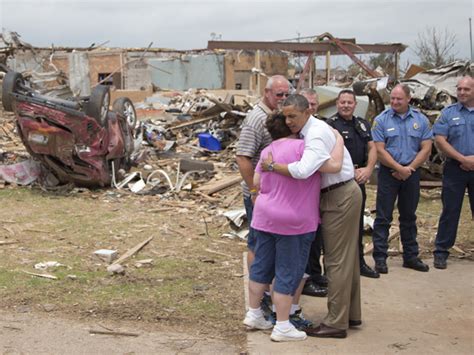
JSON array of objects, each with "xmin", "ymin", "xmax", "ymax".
[
  {"xmin": 0, "ymin": 159, "xmax": 42, "ymax": 185},
  {"xmin": 407, "ymin": 60, "xmax": 472, "ymax": 98}
]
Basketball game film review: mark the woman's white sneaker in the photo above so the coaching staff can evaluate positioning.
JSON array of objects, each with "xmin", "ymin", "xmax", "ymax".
[
  {"xmin": 243, "ymin": 312, "xmax": 273, "ymax": 330},
  {"xmin": 270, "ymin": 325, "xmax": 307, "ymax": 342}
]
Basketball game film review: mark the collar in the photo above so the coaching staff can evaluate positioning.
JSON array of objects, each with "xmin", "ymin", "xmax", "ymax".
[
  {"xmin": 336, "ymin": 113, "xmax": 355, "ymax": 123},
  {"xmin": 457, "ymin": 102, "xmax": 474, "ymax": 112},
  {"xmin": 257, "ymin": 100, "xmax": 272, "ymax": 115},
  {"xmin": 390, "ymin": 107, "xmax": 415, "ymax": 120},
  {"xmin": 300, "ymin": 115, "xmax": 316, "ymax": 138}
]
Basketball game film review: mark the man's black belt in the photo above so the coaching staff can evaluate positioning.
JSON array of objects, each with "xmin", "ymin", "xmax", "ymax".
[{"xmin": 321, "ymin": 179, "xmax": 353, "ymax": 194}]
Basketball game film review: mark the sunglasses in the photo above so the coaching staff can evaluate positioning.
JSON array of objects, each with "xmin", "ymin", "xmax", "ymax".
[{"xmin": 275, "ymin": 92, "xmax": 289, "ymax": 98}]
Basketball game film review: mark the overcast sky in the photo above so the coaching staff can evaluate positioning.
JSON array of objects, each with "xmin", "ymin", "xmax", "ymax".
[{"xmin": 1, "ymin": 0, "xmax": 472, "ymax": 68}]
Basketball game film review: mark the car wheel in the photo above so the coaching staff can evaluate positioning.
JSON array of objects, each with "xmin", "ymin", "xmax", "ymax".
[
  {"xmin": 2, "ymin": 71, "xmax": 24, "ymax": 111},
  {"xmin": 86, "ymin": 85, "xmax": 110, "ymax": 126},
  {"xmin": 113, "ymin": 97, "xmax": 137, "ymax": 129}
]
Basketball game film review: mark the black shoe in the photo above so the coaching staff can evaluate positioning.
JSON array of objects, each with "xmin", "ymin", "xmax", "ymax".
[
  {"xmin": 374, "ymin": 260, "xmax": 388, "ymax": 274},
  {"xmin": 360, "ymin": 264, "xmax": 380, "ymax": 278},
  {"xmin": 302, "ymin": 281, "xmax": 328, "ymax": 297},
  {"xmin": 313, "ymin": 274, "xmax": 328, "ymax": 288},
  {"xmin": 306, "ymin": 323, "xmax": 347, "ymax": 338},
  {"xmin": 349, "ymin": 319, "xmax": 362, "ymax": 327},
  {"xmin": 433, "ymin": 255, "xmax": 447, "ymax": 269},
  {"xmin": 403, "ymin": 258, "xmax": 429, "ymax": 272},
  {"xmin": 260, "ymin": 293, "xmax": 272, "ymax": 318}
]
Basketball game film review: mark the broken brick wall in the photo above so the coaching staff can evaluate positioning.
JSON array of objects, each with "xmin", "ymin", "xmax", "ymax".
[
  {"xmin": 224, "ymin": 50, "xmax": 288, "ymax": 95},
  {"xmin": 50, "ymin": 50, "xmax": 124, "ymax": 89}
]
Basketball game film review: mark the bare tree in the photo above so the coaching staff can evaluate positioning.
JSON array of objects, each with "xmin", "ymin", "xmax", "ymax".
[{"xmin": 414, "ymin": 26, "xmax": 458, "ymax": 69}]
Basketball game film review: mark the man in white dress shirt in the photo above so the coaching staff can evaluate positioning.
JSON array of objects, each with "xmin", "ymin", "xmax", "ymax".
[{"xmin": 261, "ymin": 94, "xmax": 362, "ymax": 339}]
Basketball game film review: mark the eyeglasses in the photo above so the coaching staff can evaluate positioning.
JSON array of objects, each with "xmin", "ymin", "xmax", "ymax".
[{"xmin": 275, "ymin": 92, "xmax": 289, "ymax": 98}]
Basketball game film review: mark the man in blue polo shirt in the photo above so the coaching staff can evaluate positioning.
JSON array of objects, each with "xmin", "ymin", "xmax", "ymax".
[
  {"xmin": 432, "ymin": 76, "xmax": 474, "ymax": 269},
  {"xmin": 371, "ymin": 84, "xmax": 432, "ymax": 274}
]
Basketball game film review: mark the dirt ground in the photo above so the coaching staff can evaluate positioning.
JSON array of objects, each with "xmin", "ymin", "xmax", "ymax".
[
  {"xmin": 0, "ymin": 180, "xmax": 472, "ymax": 354},
  {"xmin": 247, "ymin": 257, "xmax": 474, "ymax": 354}
]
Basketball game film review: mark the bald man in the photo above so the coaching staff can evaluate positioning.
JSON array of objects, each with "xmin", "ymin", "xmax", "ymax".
[
  {"xmin": 371, "ymin": 84, "xmax": 432, "ymax": 274},
  {"xmin": 432, "ymin": 76, "xmax": 474, "ymax": 269}
]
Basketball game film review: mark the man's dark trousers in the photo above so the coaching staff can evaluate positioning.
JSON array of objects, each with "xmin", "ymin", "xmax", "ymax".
[
  {"xmin": 372, "ymin": 165, "xmax": 420, "ymax": 262},
  {"xmin": 434, "ymin": 160, "xmax": 474, "ymax": 258}
]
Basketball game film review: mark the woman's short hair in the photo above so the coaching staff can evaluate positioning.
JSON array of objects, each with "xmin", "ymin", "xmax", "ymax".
[{"xmin": 265, "ymin": 112, "xmax": 292, "ymax": 140}]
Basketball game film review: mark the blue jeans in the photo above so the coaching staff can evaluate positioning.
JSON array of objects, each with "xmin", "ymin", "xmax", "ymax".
[
  {"xmin": 434, "ymin": 160, "xmax": 474, "ymax": 258},
  {"xmin": 243, "ymin": 195, "xmax": 257, "ymax": 251},
  {"xmin": 372, "ymin": 165, "xmax": 420, "ymax": 262},
  {"xmin": 250, "ymin": 229, "xmax": 315, "ymax": 295}
]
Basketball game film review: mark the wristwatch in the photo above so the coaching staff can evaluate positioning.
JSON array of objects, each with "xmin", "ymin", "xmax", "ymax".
[{"xmin": 268, "ymin": 162, "xmax": 275, "ymax": 172}]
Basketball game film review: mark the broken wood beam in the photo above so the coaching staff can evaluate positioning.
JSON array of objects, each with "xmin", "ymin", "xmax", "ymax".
[
  {"xmin": 169, "ymin": 116, "xmax": 216, "ymax": 131},
  {"xmin": 195, "ymin": 176, "xmax": 242, "ymax": 195},
  {"xmin": 364, "ymin": 228, "xmax": 400, "ymax": 255},
  {"xmin": 419, "ymin": 180, "xmax": 443, "ymax": 189},
  {"xmin": 21, "ymin": 271, "xmax": 58, "ymax": 280},
  {"xmin": 113, "ymin": 236, "xmax": 154, "ymax": 265},
  {"xmin": 89, "ymin": 329, "xmax": 139, "ymax": 337}
]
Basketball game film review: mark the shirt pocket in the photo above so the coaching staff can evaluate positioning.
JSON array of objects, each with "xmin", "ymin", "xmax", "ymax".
[
  {"xmin": 408, "ymin": 128, "xmax": 423, "ymax": 152},
  {"xmin": 447, "ymin": 117, "xmax": 466, "ymax": 138},
  {"xmin": 385, "ymin": 128, "xmax": 399, "ymax": 149}
]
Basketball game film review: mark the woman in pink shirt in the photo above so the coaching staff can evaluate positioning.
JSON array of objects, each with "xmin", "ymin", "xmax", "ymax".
[{"xmin": 243, "ymin": 113, "xmax": 344, "ymax": 342}]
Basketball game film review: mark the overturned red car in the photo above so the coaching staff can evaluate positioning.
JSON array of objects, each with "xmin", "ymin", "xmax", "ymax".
[{"xmin": 2, "ymin": 70, "xmax": 137, "ymax": 187}]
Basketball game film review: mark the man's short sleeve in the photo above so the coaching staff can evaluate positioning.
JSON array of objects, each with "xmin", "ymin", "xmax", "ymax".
[
  {"xmin": 236, "ymin": 124, "xmax": 262, "ymax": 158},
  {"xmin": 432, "ymin": 109, "xmax": 450, "ymax": 137},
  {"xmin": 420, "ymin": 114, "xmax": 433, "ymax": 140},
  {"xmin": 371, "ymin": 115, "xmax": 385, "ymax": 142}
]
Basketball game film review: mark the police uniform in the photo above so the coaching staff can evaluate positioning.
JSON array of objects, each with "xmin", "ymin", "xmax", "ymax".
[
  {"xmin": 371, "ymin": 107, "xmax": 433, "ymax": 264},
  {"xmin": 327, "ymin": 113, "xmax": 372, "ymax": 268},
  {"xmin": 433, "ymin": 102, "xmax": 474, "ymax": 261}
]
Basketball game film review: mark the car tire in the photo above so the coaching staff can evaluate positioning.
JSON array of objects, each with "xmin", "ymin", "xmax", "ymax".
[
  {"xmin": 86, "ymin": 85, "xmax": 110, "ymax": 126},
  {"xmin": 113, "ymin": 97, "xmax": 137, "ymax": 129},
  {"xmin": 2, "ymin": 71, "xmax": 24, "ymax": 111}
]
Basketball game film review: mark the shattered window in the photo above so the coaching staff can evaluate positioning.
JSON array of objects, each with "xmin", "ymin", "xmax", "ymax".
[{"xmin": 98, "ymin": 73, "xmax": 113, "ymax": 86}]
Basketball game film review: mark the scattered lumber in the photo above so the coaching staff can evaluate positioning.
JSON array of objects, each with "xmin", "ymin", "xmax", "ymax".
[
  {"xmin": 112, "ymin": 236, "xmax": 154, "ymax": 265},
  {"xmin": 21, "ymin": 271, "xmax": 58, "ymax": 280},
  {"xmin": 89, "ymin": 329, "xmax": 139, "ymax": 337},
  {"xmin": 364, "ymin": 228, "xmax": 400, "ymax": 255},
  {"xmin": 195, "ymin": 175, "xmax": 242, "ymax": 195}
]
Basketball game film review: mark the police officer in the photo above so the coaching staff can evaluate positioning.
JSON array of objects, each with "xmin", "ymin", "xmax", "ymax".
[
  {"xmin": 327, "ymin": 89, "xmax": 379, "ymax": 278},
  {"xmin": 300, "ymin": 88, "xmax": 328, "ymax": 297},
  {"xmin": 371, "ymin": 84, "xmax": 432, "ymax": 274},
  {"xmin": 433, "ymin": 76, "xmax": 474, "ymax": 269}
]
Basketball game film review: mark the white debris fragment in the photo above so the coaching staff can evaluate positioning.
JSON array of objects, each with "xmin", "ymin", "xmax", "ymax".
[
  {"xmin": 107, "ymin": 264, "xmax": 125, "ymax": 275},
  {"xmin": 93, "ymin": 249, "xmax": 118, "ymax": 263},
  {"xmin": 34, "ymin": 261, "xmax": 64, "ymax": 270}
]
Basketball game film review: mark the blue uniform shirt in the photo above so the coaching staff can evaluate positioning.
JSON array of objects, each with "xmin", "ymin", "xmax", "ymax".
[
  {"xmin": 432, "ymin": 102, "xmax": 474, "ymax": 156},
  {"xmin": 372, "ymin": 107, "xmax": 433, "ymax": 165}
]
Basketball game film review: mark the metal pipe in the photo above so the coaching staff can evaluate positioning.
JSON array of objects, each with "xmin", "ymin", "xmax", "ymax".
[{"xmin": 469, "ymin": 18, "xmax": 473, "ymax": 61}]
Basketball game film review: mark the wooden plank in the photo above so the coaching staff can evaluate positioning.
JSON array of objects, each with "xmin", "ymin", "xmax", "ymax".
[
  {"xmin": 169, "ymin": 116, "xmax": 216, "ymax": 131},
  {"xmin": 420, "ymin": 180, "xmax": 443, "ymax": 188},
  {"xmin": 113, "ymin": 236, "xmax": 154, "ymax": 265},
  {"xmin": 195, "ymin": 176, "xmax": 242, "ymax": 195},
  {"xmin": 89, "ymin": 329, "xmax": 139, "ymax": 337},
  {"xmin": 208, "ymin": 40, "xmax": 407, "ymax": 55},
  {"xmin": 22, "ymin": 271, "xmax": 58, "ymax": 280},
  {"xmin": 364, "ymin": 228, "xmax": 400, "ymax": 255}
]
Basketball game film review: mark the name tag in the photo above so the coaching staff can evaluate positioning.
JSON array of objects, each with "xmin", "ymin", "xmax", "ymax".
[
  {"xmin": 451, "ymin": 117, "xmax": 460, "ymax": 121},
  {"xmin": 387, "ymin": 128, "xmax": 395, "ymax": 132}
]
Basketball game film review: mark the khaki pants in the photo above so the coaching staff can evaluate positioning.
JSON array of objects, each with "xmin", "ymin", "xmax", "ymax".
[{"xmin": 320, "ymin": 180, "xmax": 362, "ymax": 330}]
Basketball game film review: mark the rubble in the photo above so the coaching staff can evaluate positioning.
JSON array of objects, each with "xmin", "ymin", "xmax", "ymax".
[{"xmin": 1, "ymin": 42, "xmax": 471, "ymax": 251}]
